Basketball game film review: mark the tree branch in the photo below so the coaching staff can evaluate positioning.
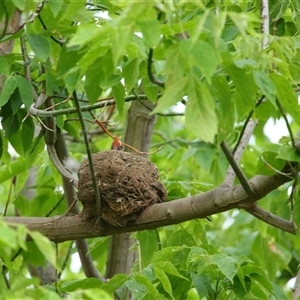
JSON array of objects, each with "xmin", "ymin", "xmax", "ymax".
[
  {"xmin": 241, "ymin": 203, "xmax": 295, "ymax": 234},
  {"xmin": 224, "ymin": 119, "xmax": 257, "ymax": 187},
  {"xmin": 29, "ymin": 95, "xmax": 151, "ymax": 118},
  {"xmin": 220, "ymin": 141, "xmax": 257, "ymax": 198},
  {"xmin": 3, "ymin": 171, "xmax": 294, "ymax": 241}
]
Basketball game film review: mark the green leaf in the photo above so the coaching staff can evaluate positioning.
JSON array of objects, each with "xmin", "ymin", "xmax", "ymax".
[
  {"xmin": 103, "ymin": 274, "xmax": 128, "ymax": 293},
  {"xmin": 154, "ymin": 267, "xmax": 173, "ymax": 299},
  {"xmin": 112, "ymin": 23, "xmax": 134, "ymax": 66},
  {"xmin": 157, "ymin": 261, "xmax": 188, "ymax": 280},
  {"xmin": 293, "ymin": 187, "xmax": 300, "ymax": 229},
  {"xmin": 27, "ymin": 34, "xmax": 50, "ymax": 62},
  {"xmin": 0, "ymin": 75, "xmax": 17, "ymax": 107},
  {"xmin": 221, "ymin": 52, "xmax": 256, "ymax": 111},
  {"xmin": 28, "ymin": 231, "xmax": 56, "ymax": 269},
  {"xmin": 212, "ymin": 76, "xmax": 234, "ymax": 141},
  {"xmin": 123, "ymin": 58, "xmax": 140, "ymax": 92},
  {"xmin": 133, "ymin": 274, "xmax": 166, "ymax": 299},
  {"xmin": 253, "ymin": 71, "xmax": 276, "ymax": 106},
  {"xmin": 190, "ymin": 272, "xmax": 213, "ymax": 298},
  {"xmin": 137, "ymin": 231, "xmax": 159, "ymax": 268},
  {"xmin": 15, "ymin": 75, "xmax": 34, "ymax": 108},
  {"xmin": 151, "ymin": 77, "xmax": 188, "ymax": 114},
  {"xmin": 271, "ymin": 282, "xmax": 288, "ymax": 300},
  {"xmin": 270, "ymin": 73, "xmax": 300, "ymax": 126},
  {"xmin": 0, "ymin": 56, "xmax": 10, "ymax": 77},
  {"xmin": 61, "ymin": 278, "xmax": 102, "ymax": 292},
  {"xmin": 0, "ymin": 223, "xmax": 18, "ymax": 249},
  {"xmin": 180, "ymin": 40, "xmax": 218, "ymax": 83},
  {"xmin": 138, "ymin": 19, "xmax": 161, "ymax": 48},
  {"xmin": 0, "ymin": 132, "xmax": 2, "ymax": 159},
  {"xmin": 211, "ymin": 254, "xmax": 239, "ymax": 283},
  {"xmin": 84, "ymin": 61, "xmax": 104, "ymax": 104},
  {"xmin": 277, "ymin": 145, "xmax": 300, "ymax": 162},
  {"xmin": 186, "ymin": 81, "xmax": 218, "ymax": 143},
  {"xmin": 112, "ymin": 82, "xmax": 125, "ymax": 116},
  {"xmin": 49, "ymin": 0, "xmax": 63, "ymax": 17},
  {"xmin": 256, "ymin": 151, "xmax": 285, "ymax": 175}
]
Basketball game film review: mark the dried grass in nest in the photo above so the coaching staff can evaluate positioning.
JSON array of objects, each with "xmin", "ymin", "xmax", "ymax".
[{"xmin": 77, "ymin": 150, "xmax": 167, "ymax": 226}]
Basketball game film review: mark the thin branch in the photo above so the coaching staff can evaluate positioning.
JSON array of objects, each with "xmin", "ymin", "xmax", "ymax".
[
  {"xmin": 54, "ymin": 131, "xmax": 104, "ymax": 282},
  {"xmin": 242, "ymin": 203, "xmax": 295, "ymax": 235},
  {"xmin": 220, "ymin": 141, "xmax": 257, "ymax": 198},
  {"xmin": 29, "ymin": 95, "xmax": 150, "ymax": 118},
  {"xmin": 147, "ymin": 48, "xmax": 164, "ymax": 88},
  {"xmin": 276, "ymin": 99, "xmax": 296, "ymax": 148},
  {"xmin": 225, "ymin": 119, "xmax": 257, "ymax": 186},
  {"xmin": 233, "ymin": 96, "xmax": 264, "ymax": 155},
  {"xmin": 73, "ymin": 91, "xmax": 102, "ymax": 214}
]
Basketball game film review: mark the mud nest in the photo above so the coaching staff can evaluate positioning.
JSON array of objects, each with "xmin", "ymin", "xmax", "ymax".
[{"xmin": 77, "ymin": 150, "xmax": 167, "ymax": 227}]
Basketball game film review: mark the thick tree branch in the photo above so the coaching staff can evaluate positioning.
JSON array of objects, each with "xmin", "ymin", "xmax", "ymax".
[{"xmin": 4, "ymin": 171, "xmax": 294, "ymax": 241}]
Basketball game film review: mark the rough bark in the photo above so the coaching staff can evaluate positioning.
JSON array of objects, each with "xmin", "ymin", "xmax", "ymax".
[
  {"xmin": 4, "ymin": 169, "xmax": 294, "ymax": 241},
  {"xmin": 106, "ymin": 100, "xmax": 156, "ymax": 279}
]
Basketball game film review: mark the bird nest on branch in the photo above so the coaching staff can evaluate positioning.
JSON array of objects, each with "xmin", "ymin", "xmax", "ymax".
[{"xmin": 77, "ymin": 150, "xmax": 167, "ymax": 227}]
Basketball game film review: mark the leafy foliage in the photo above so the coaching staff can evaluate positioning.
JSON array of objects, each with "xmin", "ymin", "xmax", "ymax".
[{"xmin": 0, "ymin": 0, "xmax": 300, "ymax": 299}]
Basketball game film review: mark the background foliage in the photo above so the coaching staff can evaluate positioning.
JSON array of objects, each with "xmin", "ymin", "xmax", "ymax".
[{"xmin": 1, "ymin": 0, "xmax": 300, "ymax": 299}]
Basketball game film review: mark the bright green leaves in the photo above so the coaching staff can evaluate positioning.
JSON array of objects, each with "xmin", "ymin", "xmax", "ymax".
[
  {"xmin": 138, "ymin": 19, "xmax": 161, "ymax": 48},
  {"xmin": 253, "ymin": 71, "xmax": 276, "ymax": 106},
  {"xmin": 221, "ymin": 52, "xmax": 256, "ymax": 112},
  {"xmin": 15, "ymin": 75, "xmax": 34, "ymax": 108},
  {"xmin": 270, "ymin": 73, "xmax": 300, "ymax": 126},
  {"xmin": 186, "ymin": 81, "xmax": 218, "ymax": 143},
  {"xmin": 27, "ymin": 34, "xmax": 50, "ymax": 62},
  {"xmin": 0, "ymin": 75, "xmax": 17, "ymax": 107},
  {"xmin": 180, "ymin": 40, "xmax": 218, "ymax": 83}
]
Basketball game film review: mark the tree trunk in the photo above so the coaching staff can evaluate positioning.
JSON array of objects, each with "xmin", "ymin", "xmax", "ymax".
[{"xmin": 105, "ymin": 100, "xmax": 156, "ymax": 279}]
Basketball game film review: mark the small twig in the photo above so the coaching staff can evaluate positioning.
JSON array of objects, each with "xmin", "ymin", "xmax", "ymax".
[
  {"xmin": 47, "ymin": 145, "xmax": 78, "ymax": 186},
  {"xmin": 57, "ymin": 242, "xmax": 73, "ymax": 279},
  {"xmin": 242, "ymin": 203, "xmax": 295, "ymax": 234},
  {"xmin": 37, "ymin": 14, "xmax": 64, "ymax": 46},
  {"xmin": 147, "ymin": 48, "xmax": 164, "ymax": 88},
  {"xmin": 221, "ymin": 141, "xmax": 257, "ymax": 198},
  {"xmin": 3, "ymin": 177, "xmax": 16, "ymax": 216},
  {"xmin": 91, "ymin": 112, "xmax": 163, "ymax": 155},
  {"xmin": 276, "ymin": 99, "xmax": 296, "ymax": 148},
  {"xmin": 233, "ymin": 96, "xmax": 264, "ymax": 154},
  {"xmin": 29, "ymin": 95, "xmax": 150, "ymax": 118},
  {"xmin": 260, "ymin": 155, "xmax": 294, "ymax": 178},
  {"xmin": 73, "ymin": 92, "xmax": 102, "ymax": 213},
  {"xmin": 225, "ymin": 119, "xmax": 257, "ymax": 187},
  {"xmin": 45, "ymin": 195, "xmax": 65, "ymax": 217}
]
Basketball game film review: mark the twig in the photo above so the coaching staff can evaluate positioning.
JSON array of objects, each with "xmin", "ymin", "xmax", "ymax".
[
  {"xmin": 47, "ymin": 144, "xmax": 78, "ymax": 186},
  {"xmin": 221, "ymin": 141, "xmax": 257, "ymax": 198},
  {"xmin": 3, "ymin": 177, "xmax": 16, "ymax": 216},
  {"xmin": 276, "ymin": 99, "xmax": 296, "ymax": 148},
  {"xmin": 225, "ymin": 119, "xmax": 257, "ymax": 187},
  {"xmin": 147, "ymin": 48, "xmax": 164, "ymax": 88},
  {"xmin": 29, "ymin": 95, "xmax": 150, "ymax": 118},
  {"xmin": 242, "ymin": 203, "xmax": 295, "ymax": 234},
  {"xmin": 233, "ymin": 96, "xmax": 264, "ymax": 155},
  {"xmin": 73, "ymin": 92, "xmax": 102, "ymax": 213},
  {"xmin": 57, "ymin": 242, "xmax": 73, "ymax": 279}
]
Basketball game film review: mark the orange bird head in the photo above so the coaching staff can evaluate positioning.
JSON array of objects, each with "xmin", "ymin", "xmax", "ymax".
[{"xmin": 111, "ymin": 137, "xmax": 124, "ymax": 151}]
